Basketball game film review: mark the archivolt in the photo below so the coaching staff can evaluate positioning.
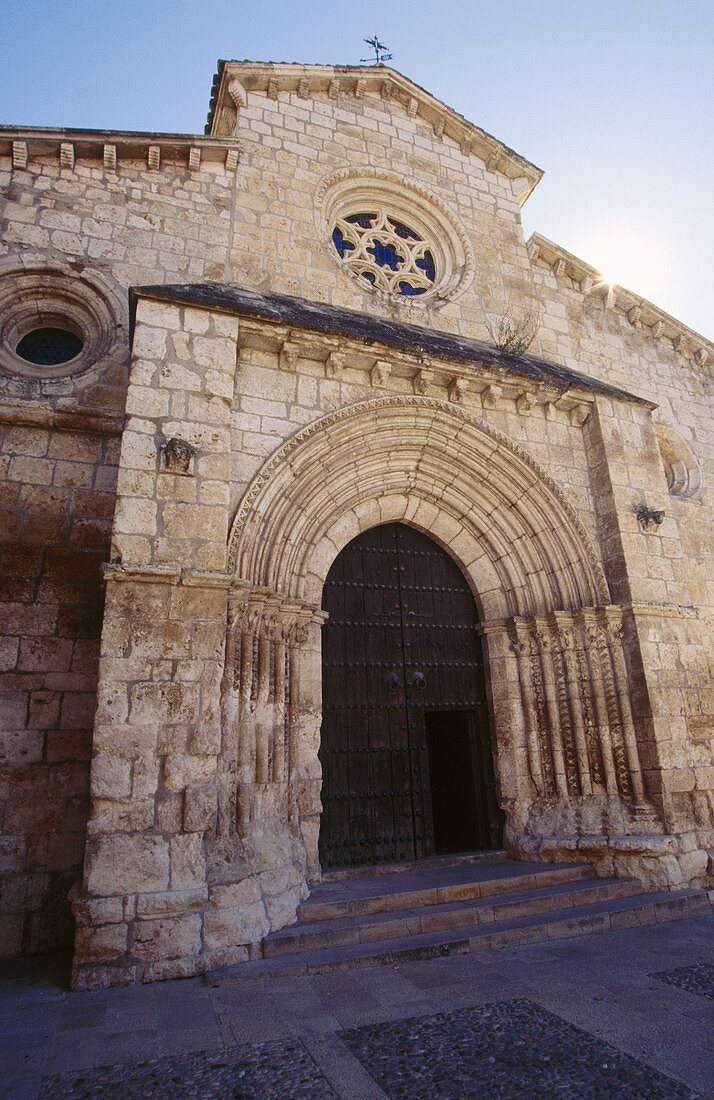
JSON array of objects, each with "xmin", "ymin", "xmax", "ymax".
[{"xmin": 228, "ymin": 396, "xmax": 610, "ymax": 618}]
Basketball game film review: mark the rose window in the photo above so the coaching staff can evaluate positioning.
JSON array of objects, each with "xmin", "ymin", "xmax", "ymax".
[{"xmin": 331, "ymin": 211, "xmax": 437, "ymax": 297}]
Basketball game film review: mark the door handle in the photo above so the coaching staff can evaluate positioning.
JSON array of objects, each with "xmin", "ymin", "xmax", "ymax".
[
  {"xmin": 385, "ymin": 671, "xmax": 401, "ymax": 691},
  {"xmin": 409, "ymin": 671, "xmax": 427, "ymax": 691}
]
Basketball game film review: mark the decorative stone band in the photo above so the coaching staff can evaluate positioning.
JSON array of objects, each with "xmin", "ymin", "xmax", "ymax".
[
  {"xmin": 0, "ymin": 127, "xmax": 241, "ymax": 175},
  {"xmin": 527, "ymin": 233, "xmax": 712, "ymax": 365},
  {"xmin": 503, "ymin": 606, "xmax": 651, "ymax": 815},
  {"xmin": 219, "ymin": 587, "xmax": 327, "ymax": 837}
]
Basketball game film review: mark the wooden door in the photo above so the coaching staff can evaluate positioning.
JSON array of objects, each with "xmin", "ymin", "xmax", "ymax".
[{"xmin": 319, "ymin": 523, "xmax": 501, "ymax": 869}]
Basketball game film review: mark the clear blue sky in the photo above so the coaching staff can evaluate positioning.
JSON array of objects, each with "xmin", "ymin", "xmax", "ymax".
[{"xmin": 2, "ymin": 0, "xmax": 712, "ymax": 340}]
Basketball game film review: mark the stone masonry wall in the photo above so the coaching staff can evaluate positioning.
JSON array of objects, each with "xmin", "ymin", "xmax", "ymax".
[
  {"xmin": 0, "ymin": 63, "xmax": 711, "ymax": 972},
  {"xmin": 0, "ymin": 416, "xmax": 119, "ymax": 954}
]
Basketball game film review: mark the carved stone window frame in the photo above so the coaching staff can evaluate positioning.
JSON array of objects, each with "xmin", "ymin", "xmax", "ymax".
[
  {"xmin": 317, "ymin": 169, "xmax": 474, "ymax": 307},
  {"xmin": 0, "ymin": 259, "xmax": 127, "ymax": 397}
]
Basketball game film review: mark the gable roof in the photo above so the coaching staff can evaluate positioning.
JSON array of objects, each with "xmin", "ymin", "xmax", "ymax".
[{"xmin": 206, "ymin": 61, "xmax": 543, "ymax": 203}]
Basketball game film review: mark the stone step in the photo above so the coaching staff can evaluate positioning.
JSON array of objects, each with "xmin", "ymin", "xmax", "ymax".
[
  {"xmin": 322, "ymin": 849, "xmax": 509, "ymax": 881},
  {"xmin": 264, "ymin": 875, "xmax": 644, "ymax": 958},
  {"xmin": 299, "ymin": 857, "xmax": 594, "ymax": 922},
  {"xmin": 205, "ymin": 888, "xmax": 711, "ymax": 986}
]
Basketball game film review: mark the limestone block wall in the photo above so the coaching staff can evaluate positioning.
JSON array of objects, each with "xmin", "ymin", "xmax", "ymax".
[
  {"xmin": 71, "ymin": 299, "xmax": 318, "ymax": 987},
  {"xmin": 526, "ymin": 252, "xmax": 713, "ymax": 869},
  {"xmin": 0, "ymin": 63, "xmax": 711, "ymax": 974},
  {"xmin": 0, "ymin": 413, "xmax": 119, "ymax": 954},
  {"xmin": 208, "ymin": 64, "xmax": 543, "ymax": 340},
  {"xmin": 0, "ymin": 144, "xmax": 237, "ymax": 295}
]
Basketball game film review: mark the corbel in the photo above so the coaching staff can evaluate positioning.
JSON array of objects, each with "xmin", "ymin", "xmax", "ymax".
[
  {"xmin": 544, "ymin": 401, "xmax": 557, "ymax": 421},
  {"xmin": 552, "ymin": 258, "xmax": 566, "ymax": 279},
  {"xmin": 527, "ymin": 240, "xmax": 540, "ymax": 262},
  {"xmin": 460, "ymin": 136, "xmax": 473, "ymax": 157},
  {"xmin": 60, "ymin": 142, "xmax": 75, "ymax": 170},
  {"xmin": 407, "ymin": 97, "xmax": 419, "ymax": 118},
  {"xmin": 162, "ymin": 436, "xmax": 196, "ymax": 476},
  {"xmin": 103, "ymin": 144, "xmax": 117, "ymax": 171},
  {"xmin": 651, "ymin": 320, "xmax": 664, "ymax": 339},
  {"xmin": 413, "ymin": 368, "xmax": 432, "ymax": 395},
  {"xmin": 571, "ymin": 403, "xmax": 590, "ymax": 428},
  {"xmin": 481, "ymin": 383, "xmax": 502, "ymax": 409},
  {"xmin": 188, "ymin": 147, "xmax": 201, "ymax": 172},
  {"xmin": 328, "ymin": 79, "xmax": 340, "ymax": 99},
  {"xmin": 225, "ymin": 149, "xmax": 239, "ymax": 173},
  {"xmin": 297, "ymin": 79, "xmax": 310, "ymax": 99},
  {"xmin": 485, "ymin": 154, "xmax": 500, "ymax": 173},
  {"xmin": 279, "ymin": 341, "xmax": 300, "ymax": 372},
  {"xmin": 579, "ymin": 274, "xmax": 594, "ymax": 294},
  {"xmin": 627, "ymin": 305, "xmax": 642, "ymax": 328},
  {"xmin": 634, "ymin": 502, "xmax": 665, "ymax": 532},
  {"xmin": 694, "ymin": 347, "xmax": 708, "ymax": 366},
  {"xmin": 147, "ymin": 145, "xmax": 160, "ymax": 171},
  {"xmin": 516, "ymin": 391, "xmax": 535, "ymax": 416},
  {"xmin": 12, "ymin": 141, "xmax": 27, "ymax": 169},
  {"xmin": 355, "ymin": 78, "xmax": 367, "ymax": 98},
  {"xmin": 371, "ymin": 360, "xmax": 391, "ymax": 387},
  {"xmin": 673, "ymin": 334, "xmax": 687, "ymax": 354},
  {"xmin": 267, "ymin": 80, "xmax": 279, "ymax": 100},
  {"xmin": 228, "ymin": 78, "xmax": 247, "ymax": 110},
  {"xmin": 448, "ymin": 377, "xmax": 468, "ymax": 404},
  {"xmin": 381, "ymin": 80, "xmax": 393, "ymax": 100},
  {"xmin": 325, "ymin": 351, "xmax": 345, "ymax": 379}
]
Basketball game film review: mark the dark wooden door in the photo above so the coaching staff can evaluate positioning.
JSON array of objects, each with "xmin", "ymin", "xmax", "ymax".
[{"xmin": 319, "ymin": 523, "xmax": 501, "ymax": 869}]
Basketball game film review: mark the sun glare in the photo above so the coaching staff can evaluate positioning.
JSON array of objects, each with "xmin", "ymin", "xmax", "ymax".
[{"xmin": 583, "ymin": 231, "xmax": 665, "ymax": 302}]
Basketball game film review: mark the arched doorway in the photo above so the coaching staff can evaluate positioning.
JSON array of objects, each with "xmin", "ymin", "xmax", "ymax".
[{"xmin": 319, "ymin": 522, "xmax": 502, "ymax": 869}]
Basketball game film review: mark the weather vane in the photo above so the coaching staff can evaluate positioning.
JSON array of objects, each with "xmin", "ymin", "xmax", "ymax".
[{"xmin": 361, "ymin": 36, "xmax": 393, "ymax": 64}]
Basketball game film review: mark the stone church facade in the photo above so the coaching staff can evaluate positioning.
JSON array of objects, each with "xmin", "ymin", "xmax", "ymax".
[{"xmin": 0, "ymin": 61, "xmax": 711, "ymax": 988}]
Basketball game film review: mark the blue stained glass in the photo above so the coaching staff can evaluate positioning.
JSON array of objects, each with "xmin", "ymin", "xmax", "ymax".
[
  {"xmin": 416, "ymin": 250, "xmax": 436, "ymax": 281},
  {"xmin": 346, "ymin": 213, "xmax": 376, "ymax": 229},
  {"xmin": 389, "ymin": 218, "xmax": 418, "ymax": 241},
  {"xmin": 367, "ymin": 240, "xmax": 403, "ymax": 271},
  {"xmin": 398, "ymin": 282, "xmax": 427, "ymax": 296},
  {"xmin": 332, "ymin": 227, "xmax": 354, "ymax": 258},
  {"xmin": 360, "ymin": 271, "xmax": 376, "ymax": 285}
]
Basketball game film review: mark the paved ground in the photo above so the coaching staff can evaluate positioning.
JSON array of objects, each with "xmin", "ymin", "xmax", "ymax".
[{"xmin": 1, "ymin": 913, "xmax": 713, "ymax": 1098}]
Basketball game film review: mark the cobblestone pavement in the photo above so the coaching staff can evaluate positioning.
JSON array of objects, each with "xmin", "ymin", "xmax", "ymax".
[{"xmin": 2, "ymin": 913, "xmax": 713, "ymax": 1099}]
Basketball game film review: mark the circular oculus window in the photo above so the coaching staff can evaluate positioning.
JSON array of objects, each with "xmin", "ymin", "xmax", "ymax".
[
  {"xmin": 0, "ymin": 262, "xmax": 125, "ymax": 389},
  {"xmin": 318, "ymin": 170, "xmax": 474, "ymax": 306},
  {"xmin": 15, "ymin": 326, "xmax": 84, "ymax": 366}
]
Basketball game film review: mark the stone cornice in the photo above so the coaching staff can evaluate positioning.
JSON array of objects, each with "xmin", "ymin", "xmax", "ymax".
[
  {"xmin": 131, "ymin": 283, "xmax": 654, "ymax": 409},
  {"xmin": 0, "ymin": 126, "xmax": 241, "ymax": 174},
  {"xmin": 206, "ymin": 61, "xmax": 543, "ymax": 203},
  {"xmin": 0, "ymin": 398, "xmax": 124, "ymax": 436},
  {"xmin": 527, "ymin": 233, "xmax": 712, "ymax": 365}
]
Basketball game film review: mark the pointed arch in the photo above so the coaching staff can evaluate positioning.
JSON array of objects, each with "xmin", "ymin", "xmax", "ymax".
[{"xmin": 227, "ymin": 396, "xmax": 609, "ymax": 620}]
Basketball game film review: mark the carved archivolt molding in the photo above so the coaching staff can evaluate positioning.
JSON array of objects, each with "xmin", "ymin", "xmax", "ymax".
[
  {"xmin": 228, "ymin": 396, "xmax": 610, "ymax": 616},
  {"xmin": 507, "ymin": 607, "xmax": 652, "ymax": 814},
  {"xmin": 316, "ymin": 168, "xmax": 474, "ymax": 305}
]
